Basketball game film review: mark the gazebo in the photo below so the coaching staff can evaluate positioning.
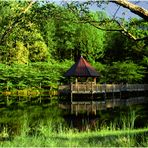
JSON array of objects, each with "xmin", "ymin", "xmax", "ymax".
[{"xmin": 65, "ymin": 56, "xmax": 99, "ymax": 87}]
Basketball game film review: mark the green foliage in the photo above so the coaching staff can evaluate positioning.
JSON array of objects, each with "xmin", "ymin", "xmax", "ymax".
[
  {"xmin": 108, "ymin": 61, "xmax": 145, "ymax": 83},
  {"xmin": 0, "ymin": 60, "xmax": 73, "ymax": 91},
  {"xmin": 76, "ymin": 23, "xmax": 105, "ymax": 61},
  {"xmin": 0, "ymin": 118, "xmax": 148, "ymax": 147},
  {"xmin": 142, "ymin": 56, "xmax": 148, "ymax": 66},
  {"xmin": 92, "ymin": 62, "xmax": 107, "ymax": 83},
  {"xmin": 0, "ymin": 0, "xmax": 147, "ymax": 85},
  {"xmin": 29, "ymin": 41, "xmax": 50, "ymax": 62},
  {"xmin": 128, "ymin": 18, "xmax": 148, "ymax": 39}
]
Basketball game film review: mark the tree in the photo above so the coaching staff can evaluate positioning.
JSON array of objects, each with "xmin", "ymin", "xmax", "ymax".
[
  {"xmin": 64, "ymin": 1, "xmax": 148, "ymax": 42},
  {"xmin": 0, "ymin": 1, "xmax": 35, "ymax": 45},
  {"xmin": 0, "ymin": 1, "xmax": 52, "ymax": 64},
  {"xmin": 108, "ymin": 61, "xmax": 145, "ymax": 83},
  {"xmin": 75, "ymin": 21, "xmax": 105, "ymax": 62}
]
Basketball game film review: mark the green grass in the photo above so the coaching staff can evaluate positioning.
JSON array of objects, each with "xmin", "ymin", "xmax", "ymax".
[
  {"xmin": 0, "ymin": 107, "xmax": 148, "ymax": 147},
  {"xmin": 0, "ymin": 122, "xmax": 148, "ymax": 147}
]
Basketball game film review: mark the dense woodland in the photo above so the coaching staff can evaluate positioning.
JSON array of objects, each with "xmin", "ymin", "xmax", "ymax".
[{"xmin": 0, "ymin": 1, "xmax": 148, "ymax": 91}]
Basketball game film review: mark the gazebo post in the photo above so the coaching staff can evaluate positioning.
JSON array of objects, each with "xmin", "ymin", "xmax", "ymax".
[
  {"xmin": 94, "ymin": 77, "xmax": 96, "ymax": 84},
  {"xmin": 75, "ymin": 77, "xmax": 78, "ymax": 84},
  {"xmin": 86, "ymin": 77, "xmax": 89, "ymax": 83},
  {"xmin": 75, "ymin": 77, "xmax": 78, "ymax": 91}
]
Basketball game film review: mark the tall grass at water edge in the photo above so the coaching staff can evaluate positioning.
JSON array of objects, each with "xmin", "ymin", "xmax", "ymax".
[
  {"xmin": 0, "ymin": 111, "xmax": 148, "ymax": 147},
  {"xmin": 0, "ymin": 123, "xmax": 148, "ymax": 147}
]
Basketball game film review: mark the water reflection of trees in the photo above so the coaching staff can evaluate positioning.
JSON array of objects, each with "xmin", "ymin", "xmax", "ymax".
[
  {"xmin": 0, "ymin": 97, "xmax": 65, "ymax": 138},
  {"xmin": 0, "ymin": 95, "xmax": 148, "ymax": 138}
]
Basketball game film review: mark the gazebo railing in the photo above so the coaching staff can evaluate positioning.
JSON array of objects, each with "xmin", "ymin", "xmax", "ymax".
[{"xmin": 59, "ymin": 83, "xmax": 148, "ymax": 93}]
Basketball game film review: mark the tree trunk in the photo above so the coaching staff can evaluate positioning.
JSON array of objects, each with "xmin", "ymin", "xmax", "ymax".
[{"xmin": 111, "ymin": 0, "xmax": 148, "ymax": 21}]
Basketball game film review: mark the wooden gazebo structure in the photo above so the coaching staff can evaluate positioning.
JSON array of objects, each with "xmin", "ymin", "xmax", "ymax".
[
  {"xmin": 58, "ymin": 56, "xmax": 148, "ymax": 115},
  {"xmin": 65, "ymin": 56, "xmax": 100, "ymax": 85},
  {"xmin": 59, "ymin": 56, "xmax": 148, "ymax": 105}
]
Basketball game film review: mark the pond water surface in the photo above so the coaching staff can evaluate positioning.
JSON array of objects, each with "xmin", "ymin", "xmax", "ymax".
[{"xmin": 0, "ymin": 95, "xmax": 148, "ymax": 139}]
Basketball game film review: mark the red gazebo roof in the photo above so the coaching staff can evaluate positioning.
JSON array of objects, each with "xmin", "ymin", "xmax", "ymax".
[{"xmin": 65, "ymin": 56, "xmax": 99, "ymax": 77}]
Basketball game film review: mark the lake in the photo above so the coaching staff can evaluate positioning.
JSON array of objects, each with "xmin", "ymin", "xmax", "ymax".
[{"xmin": 0, "ymin": 95, "xmax": 148, "ymax": 139}]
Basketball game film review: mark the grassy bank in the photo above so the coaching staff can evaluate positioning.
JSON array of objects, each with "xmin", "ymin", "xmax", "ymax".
[{"xmin": 0, "ymin": 122, "xmax": 148, "ymax": 147}]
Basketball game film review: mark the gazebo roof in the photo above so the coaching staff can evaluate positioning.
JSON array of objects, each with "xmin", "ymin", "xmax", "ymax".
[{"xmin": 65, "ymin": 56, "xmax": 99, "ymax": 77}]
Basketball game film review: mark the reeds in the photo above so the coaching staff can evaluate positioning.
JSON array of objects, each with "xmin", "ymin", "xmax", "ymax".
[{"xmin": 0, "ymin": 111, "xmax": 148, "ymax": 147}]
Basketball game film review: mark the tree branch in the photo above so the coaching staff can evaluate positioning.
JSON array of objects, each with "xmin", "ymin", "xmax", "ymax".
[
  {"xmin": 91, "ymin": 20, "xmax": 148, "ymax": 41},
  {"xmin": 113, "ymin": 5, "xmax": 121, "ymax": 19},
  {"xmin": 89, "ymin": 22, "xmax": 123, "ymax": 32},
  {"xmin": 111, "ymin": 0, "xmax": 148, "ymax": 21},
  {"xmin": 64, "ymin": 1, "xmax": 148, "ymax": 42},
  {"xmin": 23, "ymin": 0, "xmax": 35, "ymax": 14},
  {"xmin": 52, "ymin": 13, "xmax": 148, "ymax": 42},
  {"xmin": 114, "ymin": 20, "xmax": 137, "ymax": 40}
]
